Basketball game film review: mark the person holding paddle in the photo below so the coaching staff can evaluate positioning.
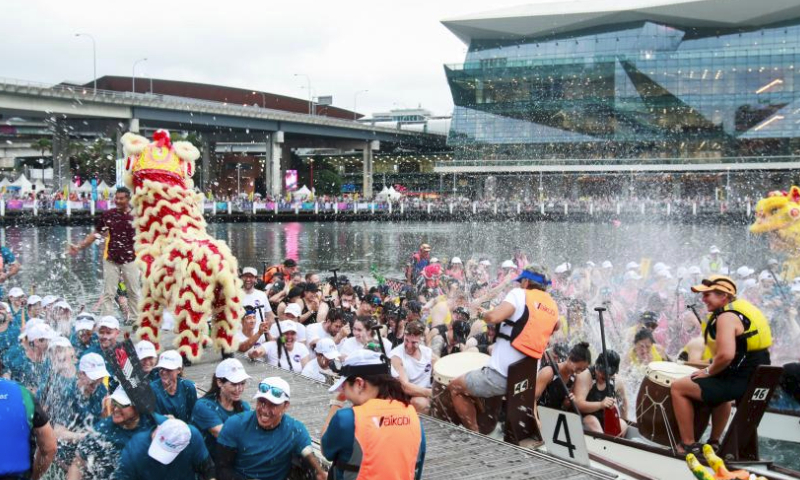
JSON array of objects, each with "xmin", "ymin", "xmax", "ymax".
[{"xmin": 573, "ymin": 350, "xmax": 629, "ymax": 436}]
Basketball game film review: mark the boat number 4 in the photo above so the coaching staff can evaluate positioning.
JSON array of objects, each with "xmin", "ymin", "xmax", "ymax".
[
  {"xmin": 553, "ymin": 414, "xmax": 576, "ymax": 458},
  {"xmin": 751, "ymin": 388, "xmax": 770, "ymax": 401},
  {"xmin": 539, "ymin": 407, "xmax": 590, "ymax": 467}
]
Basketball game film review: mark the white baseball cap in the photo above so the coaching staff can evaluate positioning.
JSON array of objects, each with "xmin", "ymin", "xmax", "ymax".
[
  {"xmin": 96, "ymin": 316, "xmax": 120, "ymax": 330},
  {"xmin": 27, "ymin": 295, "xmax": 42, "ymax": 306},
  {"xmin": 709, "ymin": 245, "xmax": 721, "ymax": 254},
  {"xmin": 148, "ymin": 419, "xmax": 192, "ymax": 465},
  {"xmin": 156, "ymin": 350, "xmax": 183, "ymax": 370},
  {"xmin": 736, "ymin": 266, "xmax": 755, "ymax": 278},
  {"xmin": 792, "ymin": 283, "xmax": 800, "ymax": 293},
  {"xmin": 430, "ymin": 257, "xmax": 440, "ymax": 264},
  {"xmin": 450, "ymin": 257, "xmax": 462, "ymax": 264},
  {"xmin": 625, "ymin": 261, "xmax": 640, "ymax": 270},
  {"xmin": 74, "ymin": 318, "xmax": 95, "ymax": 332},
  {"xmin": 329, "ymin": 350, "xmax": 388, "ymax": 393},
  {"xmin": 54, "ymin": 301, "xmax": 72, "ymax": 311},
  {"xmin": 47, "ymin": 336, "xmax": 73, "ymax": 350},
  {"xmin": 479, "ymin": 260, "xmax": 492, "ymax": 266},
  {"xmin": 41, "ymin": 295, "xmax": 59, "ymax": 307},
  {"xmin": 135, "ymin": 340, "xmax": 157, "ymax": 360},
  {"xmin": 585, "ymin": 261, "xmax": 596, "ymax": 268},
  {"xmin": 277, "ymin": 320, "xmax": 298, "ymax": 333},
  {"xmin": 624, "ymin": 271, "xmax": 643, "ymax": 281},
  {"xmin": 501, "ymin": 260, "xmax": 516, "ymax": 269},
  {"xmin": 656, "ymin": 269, "xmax": 673, "ymax": 279},
  {"xmin": 653, "ymin": 262, "xmax": 670, "ymax": 273},
  {"xmin": 284, "ymin": 303, "xmax": 302, "ymax": 318},
  {"xmin": 253, "ymin": 376, "xmax": 291, "ymax": 404},
  {"xmin": 25, "ymin": 323, "xmax": 55, "ymax": 341},
  {"xmin": 759, "ymin": 270, "xmax": 773, "ymax": 281},
  {"xmin": 601, "ymin": 261, "xmax": 613, "ymax": 269},
  {"xmin": 79, "ymin": 352, "xmax": 110, "ymax": 380},
  {"xmin": 215, "ymin": 358, "xmax": 251, "ymax": 383},
  {"xmin": 743, "ymin": 278, "xmax": 758, "ymax": 290},
  {"xmin": 314, "ymin": 338, "xmax": 340, "ymax": 360},
  {"xmin": 554, "ymin": 262, "xmax": 571, "ymax": 274},
  {"xmin": 110, "ymin": 386, "xmax": 132, "ymax": 406},
  {"xmin": 8, "ymin": 287, "xmax": 24, "ymax": 298},
  {"xmin": 688, "ymin": 266, "xmax": 702, "ymax": 275},
  {"xmin": 241, "ymin": 267, "xmax": 258, "ymax": 277}
]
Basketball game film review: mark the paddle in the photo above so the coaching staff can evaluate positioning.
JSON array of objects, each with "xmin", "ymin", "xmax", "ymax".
[
  {"xmin": 274, "ymin": 314, "xmax": 294, "ymax": 372},
  {"xmin": 543, "ymin": 350, "xmax": 580, "ymax": 417},
  {"xmin": 594, "ymin": 307, "xmax": 622, "ymax": 437}
]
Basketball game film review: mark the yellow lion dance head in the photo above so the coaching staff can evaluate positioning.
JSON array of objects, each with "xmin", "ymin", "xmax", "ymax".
[{"xmin": 121, "ymin": 129, "xmax": 199, "ymax": 189}]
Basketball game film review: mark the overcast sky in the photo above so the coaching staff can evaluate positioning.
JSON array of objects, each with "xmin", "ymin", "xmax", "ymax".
[{"xmin": 1, "ymin": 0, "xmax": 523, "ymax": 117}]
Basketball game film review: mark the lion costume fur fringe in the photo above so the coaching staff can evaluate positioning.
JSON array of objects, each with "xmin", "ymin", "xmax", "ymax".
[{"xmin": 122, "ymin": 130, "xmax": 241, "ymax": 361}]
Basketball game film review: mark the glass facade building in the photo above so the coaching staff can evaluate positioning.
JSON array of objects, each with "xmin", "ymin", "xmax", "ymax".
[{"xmin": 444, "ymin": 13, "xmax": 800, "ymax": 164}]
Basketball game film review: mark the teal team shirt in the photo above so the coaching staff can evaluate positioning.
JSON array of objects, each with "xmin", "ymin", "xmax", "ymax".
[
  {"xmin": 150, "ymin": 377, "xmax": 197, "ymax": 423},
  {"xmin": 217, "ymin": 411, "xmax": 312, "ymax": 480},
  {"xmin": 191, "ymin": 396, "xmax": 251, "ymax": 453},
  {"xmin": 116, "ymin": 423, "xmax": 209, "ymax": 480},
  {"xmin": 76, "ymin": 413, "xmax": 164, "ymax": 480}
]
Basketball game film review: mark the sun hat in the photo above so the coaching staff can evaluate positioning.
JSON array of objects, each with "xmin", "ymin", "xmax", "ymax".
[
  {"xmin": 253, "ymin": 376, "xmax": 291, "ymax": 404},
  {"xmin": 215, "ymin": 358, "xmax": 251, "ymax": 383},
  {"xmin": 79, "ymin": 352, "xmax": 110, "ymax": 380},
  {"xmin": 156, "ymin": 350, "xmax": 183, "ymax": 371},
  {"xmin": 514, "ymin": 264, "xmax": 551, "ymax": 286},
  {"xmin": 148, "ymin": 419, "xmax": 192, "ymax": 465},
  {"xmin": 691, "ymin": 275, "xmax": 737, "ymax": 296},
  {"xmin": 328, "ymin": 350, "xmax": 390, "ymax": 393}
]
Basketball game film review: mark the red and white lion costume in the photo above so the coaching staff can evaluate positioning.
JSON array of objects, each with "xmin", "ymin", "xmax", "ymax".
[{"xmin": 122, "ymin": 130, "xmax": 241, "ymax": 361}]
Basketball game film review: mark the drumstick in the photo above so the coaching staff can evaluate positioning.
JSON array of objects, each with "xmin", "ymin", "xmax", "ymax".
[{"xmin": 686, "ymin": 304, "xmax": 703, "ymax": 326}]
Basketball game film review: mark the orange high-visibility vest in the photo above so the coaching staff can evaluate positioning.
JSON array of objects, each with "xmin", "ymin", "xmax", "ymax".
[
  {"xmin": 497, "ymin": 289, "xmax": 559, "ymax": 359},
  {"xmin": 350, "ymin": 398, "xmax": 421, "ymax": 480}
]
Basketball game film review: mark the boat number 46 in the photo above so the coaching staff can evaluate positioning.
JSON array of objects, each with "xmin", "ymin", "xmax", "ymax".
[{"xmin": 751, "ymin": 388, "xmax": 770, "ymax": 401}]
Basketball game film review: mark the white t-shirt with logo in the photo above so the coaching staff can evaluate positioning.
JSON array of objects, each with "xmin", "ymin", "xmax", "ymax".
[
  {"xmin": 488, "ymin": 288, "xmax": 527, "ymax": 377},
  {"xmin": 301, "ymin": 358, "xmax": 328, "ymax": 383},
  {"xmin": 262, "ymin": 341, "xmax": 309, "ymax": 371},
  {"xmin": 305, "ymin": 323, "xmax": 331, "ymax": 344},
  {"xmin": 389, "ymin": 344, "xmax": 433, "ymax": 388},
  {"xmin": 243, "ymin": 289, "xmax": 272, "ymax": 329},
  {"xmin": 234, "ymin": 331, "xmax": 265, "ymax": 354},
  {"xmin": 339, "ymin": 336, "xmax": 392, "ymax": 358}
]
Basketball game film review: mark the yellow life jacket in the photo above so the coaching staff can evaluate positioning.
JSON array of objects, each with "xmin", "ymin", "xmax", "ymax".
[
  {"xmin": 679, "ymin": 343, "xmax": 713, "ymax": 362},
  {"xmin": 628, "ymin": 344, "xmax": 664, "ymax": 366},
  {"xmin": 702, "ymin": 298, "xmax": 772, "ymax": 356}
]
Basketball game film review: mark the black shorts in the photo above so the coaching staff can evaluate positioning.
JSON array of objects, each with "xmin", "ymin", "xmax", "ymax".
[{"xmin": 693, "ymin": 350, "xmax": 771, "ymax": 407}]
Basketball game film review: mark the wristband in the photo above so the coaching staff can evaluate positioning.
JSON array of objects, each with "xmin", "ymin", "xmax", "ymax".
[
  {"xmin": 329, "ymin": 399, "xmax": 345, "ymax": 408},
  {"xmin": 704, "ymin": 367, "xmax": 710, "ymax": 375}
]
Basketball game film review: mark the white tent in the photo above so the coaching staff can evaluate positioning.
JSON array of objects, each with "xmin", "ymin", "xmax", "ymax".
[
  {"xmin": 292, "ymin": 185, "xmax": 311, "ymax": 200},
  {"xmin": 387, "ymin": 186, "xmax": 403, "ymax": 201},
  {"xmin": 10, "ymin": 174, "xmax": 33, "ymax": 193},
  {"xmin": 76, "ymin": 181, "xmax": 93, "ymax": 193},
  {"xmin": 98, "ymin": 180, "xmax": 113, "ymax": 193},
  {"xmin": 0, "ymin": 178, "xmax": 10, "ymax": 189},
  {"xmin": 33, "ymin": 179, "xmax": 47, "ymax": 192},
  {"xmin": 375, "ymin": 186, "xmax": 391, "ymax": 200}
]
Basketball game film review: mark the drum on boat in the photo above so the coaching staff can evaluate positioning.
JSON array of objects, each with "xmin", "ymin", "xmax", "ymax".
[
  {"xmin": 432, "ymin": 351, "xmax": 502, "ymax": 435},
  {"xmin": 636, "ymin": 361, "xmax": 697, "ymax": 447}
]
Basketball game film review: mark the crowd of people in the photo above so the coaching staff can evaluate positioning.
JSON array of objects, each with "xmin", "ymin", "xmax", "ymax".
[{"xmin": 1, "ymin": 231, "xmax": 800, "ymax": 478}]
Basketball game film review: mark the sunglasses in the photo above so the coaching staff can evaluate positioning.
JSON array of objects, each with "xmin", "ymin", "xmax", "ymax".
[
  {"xmin": 258, "ymin": 382, "xmax": 288, "ymax": 400},
  {"xmin": 111, "ymin": 400, "xmax": 131, "ymax": 409}
]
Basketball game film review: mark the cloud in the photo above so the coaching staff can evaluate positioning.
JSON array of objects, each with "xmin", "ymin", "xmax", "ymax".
[{"xmin": 0, "ymin": 0, "xmax": 521, "ymax": 116}]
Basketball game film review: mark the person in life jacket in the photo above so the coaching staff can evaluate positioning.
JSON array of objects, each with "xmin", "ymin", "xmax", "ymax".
[
  {"xmin": 671, "ymin": 275, "xmax": 772, "ymax": 455},
  {"xmin": 262, "ymin": 258, "xmax": 299, "ymax": 286},
  {"xmin": 322, "ymin": 350, "xmax": 426, "ymax": 480},
  {"xmin": 0, "ymin": 377, "xmax": 57, "ymax": 480},
  {"xmin": 448, "ymin": 264, "xmax": 559, "ymax": 432},
  {"xmin": 405, "ymin": 243, "xmax": 431, "ymax": 285}
]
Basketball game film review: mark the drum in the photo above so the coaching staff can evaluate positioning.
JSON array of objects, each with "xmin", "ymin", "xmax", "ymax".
[
  {"xmin": 636, "ymin": 361, "xmax": 697, "ymax": 446},
  {"xmin": 431, "ymin": 352, "xmax": 502, "ymax": 435}
]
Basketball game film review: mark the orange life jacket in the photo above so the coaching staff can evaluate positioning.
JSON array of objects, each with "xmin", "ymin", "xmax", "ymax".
[
  {"xmin": 349, "ymin": 398, "xmax": 422, "ymax": 480},
  {"xmin": 497, "ymin": 289, "xmax": 559, "ymax": 359},
  {"xmin": 262, "ymin": 265, "xmax": 283, "ymax": 284}
]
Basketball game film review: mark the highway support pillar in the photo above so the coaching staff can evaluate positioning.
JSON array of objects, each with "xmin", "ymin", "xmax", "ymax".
[
  {"xmin": 362, "ymin": 140, "xmax": 378, "ymax": 200},
  {"xmin": 266, "ymin": 131, "xmax": 284, "ymax": 198}
]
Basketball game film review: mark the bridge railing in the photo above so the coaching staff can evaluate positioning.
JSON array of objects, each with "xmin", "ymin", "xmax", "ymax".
[{"xmin": 0, "ymin": 77, "xmax": 438, "ymax": 137}]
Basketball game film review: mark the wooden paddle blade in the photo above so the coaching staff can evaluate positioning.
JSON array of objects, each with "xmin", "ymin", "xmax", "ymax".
[{"xmin": 603, "ymin": 406, "xmax": 623, "ymax": 437}]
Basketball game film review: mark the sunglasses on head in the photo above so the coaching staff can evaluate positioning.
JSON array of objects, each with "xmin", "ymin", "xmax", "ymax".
[
  {"xmin": 111, "ymin": 400, "xmax": 130, "ymax": 409},
  {"xmin": 701, "ymin": 278, "xmax": 735, "ymax": 291},
  {"xmin": 258, "ymin": 382, "xmax": 288, "ymax": 400}
]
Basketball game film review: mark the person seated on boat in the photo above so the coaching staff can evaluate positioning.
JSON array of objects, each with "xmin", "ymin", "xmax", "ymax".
[
  {"xmin": 624, "ymin": 328, "xmax": 669, "ymax": 372},
  {"xmin": 389, "ymin": 321, "xmax": 436, "ymax": 414},
  {"xmin": 574, "ymin": 350, "xmax": 629, "ymax": 436},
  {"xmin": 534, "ymin": 342, "xmax": 592, "ymax": 428},
  {"xmin": 671, "ymin": 275, "xmax": 772, "ymax": 455},
  {"xmin": 448, "ymin": 264, "xmax": 559, "ymax": 432},
  {"xmin": 677, "ymin": 336, "xmax": 713, "ymax": 364}
]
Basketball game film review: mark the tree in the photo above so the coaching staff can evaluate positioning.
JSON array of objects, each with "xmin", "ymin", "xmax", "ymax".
[
  {"xmin": 314, "ymin": 169, "xmax": 342, "ymax": 195},
  {"xmin": 68, "ymin": 137, "xmax": 116, "ymax": 184}
]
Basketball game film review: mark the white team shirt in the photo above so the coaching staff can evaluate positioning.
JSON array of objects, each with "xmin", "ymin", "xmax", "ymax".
[
  {"xmin": 301, "ymin": 358, "xmax": 328, "ymax": 382},
  {"xmin": 339, "ymin": 336, "xmax": 392, "ymax": 358},
  {"xmin": 389, "ymin": 344, "xmax": 433, "ymax": 388},
  {"xmin": 234, "ymin": 330, "xmax": 265, "ymax": 354},
  {"xmin": 243, "ymin": 289, "xmax": 272, "ymax": 329},
  {"xmin": 305, "ymin": 323, "xmax": 332, "ymax": 344},
  {"xmin": 261, "ymin": 341, "xmax": 309, "ymax": 371},
  {"xmin": 488, "ymin": 288, "xmax": 527, "ymax": 377}
]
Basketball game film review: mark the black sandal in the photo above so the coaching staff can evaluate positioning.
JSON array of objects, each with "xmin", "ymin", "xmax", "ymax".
[
  {"xmin": 707, "ymin": 439, "xmax": 720, "ymax": 452},
  {"xmin": 679, "ymin": 442, "xmax": 703, "ymax": 456}
]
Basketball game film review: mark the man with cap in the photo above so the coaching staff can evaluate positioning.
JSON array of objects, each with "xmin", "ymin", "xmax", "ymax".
[
  {"xmin": 216, "ymin": 376, "xmax": 326, "ymax": 480},
  {"xmin": 135, "ymin": 340, "xmax": 161, "ymax": 382},
  {"xmin": 241, "ymin": 266, "xmax": 274, "ymax": 329},
  {"xmin": 261, "ymin": 258, "xmax": 299, "ymax": 287},
  {"xmin": 671, "ymin": 274, "xmax": 773, "ymax": 454},
  {"xmin": 12, "ymin": 322, "xmax": 54, "ymax": 392},
  {"xmin": 8, "ymin": 287, "xmax": 27, "ymax": 328},
  {"xmin": 251, "ymin": 320, "xmax": 310, "ymax": 371},
  {"xmin": 273, "ymin": 302, "xmax": 308, "ymax": 342},
  {"xmin": 151, "ymin": 350, "xmax": 198, "ymax": 423},
  {"xmin": 69, "ymin": 186, "xmax": 140, "ymax": 324},
  {"xmin": 116, "ymin": 418, "xmax": 213, "ymax": 480},
  {"xmin": 0, "ymin": 377, "xmax": 57, "ymax": 480},
  {"xmin": 321, "ymin": 350, "xmax": 425, "ymax": 480},
  {"xmin": 26, "ymin": 294, "xmax": 43, "ymax": 320},
  {"xmin": 700, "ymin": 245, "xmax": 727, "ymax": 275},
  {"xmin": 68, "ymin": 386, "xmax": 162, "ymax": 480},
  {"xmin": 0, "ymin": 300, "xmax": 20, "ymax": 361},
  {"xmin": 0, "ymin": 243, "xmax": 20, "ymax": 301},
  {"xmin": 236, "ymin": 305, "xmax": 270, "ymax": 354},
  {"xmin": 302, "ymin": 337, "xmax": 341, "ymax": 382},
  {"xmin": 69, "ymin": 313, "xmax": 99, "ymax": 358},
  {"xmin": 405, "ymin": 243, "xmax": 431, "ymax": 285},
  {"xmin": 449, "ymin": 264, "xmax": 559, "ymax": 432},
  {"xmin": 192, "ymin": 358, "xmax": 251, "ymax": 453}
]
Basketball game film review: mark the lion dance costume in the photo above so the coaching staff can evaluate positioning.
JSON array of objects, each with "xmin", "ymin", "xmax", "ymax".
[
  {"xmin": 122, "ymin": 130, "xmax": 241, "ymax": 361},
  {"xmin": 750, "ymin": 186, "xmax": 800, "ymax": 281}
]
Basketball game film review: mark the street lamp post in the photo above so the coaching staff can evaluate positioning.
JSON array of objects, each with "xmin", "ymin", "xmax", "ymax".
[
  {"xmin": 353, "ymin": 89, "xmax": 368, "ymax": 120},
  {"xmin": 294, "ymin": 73, "xmax": 313, "ymax": 115},
  {"xmin": 236, "ymin": 163, "xmax": 242, "ymax": 198},
  {"xmin": 309, "ymin": 158, "xmax": 314, "ymax": 194},
  {"xmin": 132, "ymin": 57, "xmax": 147, "ymax": 94},
  {"xmin": 74, "ymin": 33, "xmax": 97, "ymax": 94},
  {"xmin": 252, "ymin": 91, "xmax": 266, "ymax": 108}
]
